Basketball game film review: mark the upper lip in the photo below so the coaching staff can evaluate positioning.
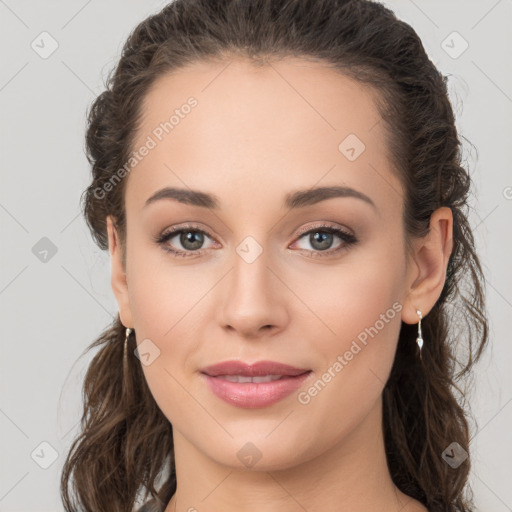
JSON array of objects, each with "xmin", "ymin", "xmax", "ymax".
[{"xmin": 201, "ymin": 360, "xmax": 311, "ymax": 377}]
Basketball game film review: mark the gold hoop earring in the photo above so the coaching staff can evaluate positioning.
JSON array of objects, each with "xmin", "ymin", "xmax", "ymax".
[{"xmin": 416, "ymin": 310, "xmax": 423, "ymax": 359}]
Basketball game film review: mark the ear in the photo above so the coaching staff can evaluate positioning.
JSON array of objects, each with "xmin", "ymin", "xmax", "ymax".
[
  {"xmin": 401, "ymin": 206, "xmax": 454, "ymax": 324},
  {"xmin": 106, "ymin": 215, "xmax": 134, "ymax": 329}
]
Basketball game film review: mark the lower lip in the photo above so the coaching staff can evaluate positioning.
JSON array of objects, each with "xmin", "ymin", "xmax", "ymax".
[{"xmin": 201, "ymin": 372, "xmax": 312, "ymax": 408}]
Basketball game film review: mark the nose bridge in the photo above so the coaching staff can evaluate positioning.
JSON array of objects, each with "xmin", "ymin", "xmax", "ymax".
[
  {"xmin": 232, "ymin": 236, "xmax": 270, "ymax": 297},
  {"xmin": 219, "ymin": 234, "xmax": 288, "ymax": 336}
]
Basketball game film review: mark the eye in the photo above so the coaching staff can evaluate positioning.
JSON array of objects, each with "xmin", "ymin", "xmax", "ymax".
[
  {"xmin": 154, "ymin": 224, "xmax": 218, "ymax": 258},
  {"xmin": 290, "ymin": 224, "xmax": 358, "ymax": 257}
]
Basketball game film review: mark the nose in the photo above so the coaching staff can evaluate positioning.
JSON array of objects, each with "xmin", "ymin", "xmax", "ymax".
[{"xmin": 218, "ymin": 246, "xmax": 289, "ymax": 339}]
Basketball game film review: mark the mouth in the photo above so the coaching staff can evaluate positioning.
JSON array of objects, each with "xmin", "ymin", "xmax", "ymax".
[{"xmin": 200, "ymin": 360, "xmax": 313, "ymax": 408}]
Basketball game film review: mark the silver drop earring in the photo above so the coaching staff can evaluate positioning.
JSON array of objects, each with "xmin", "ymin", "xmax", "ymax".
[
  {"xmin": 124, "ymin": 328, "xmax": 133, "ymax": 372},
  {"xmin": 416, "ymin": 310, "xmax": 423, "ymax": 358},
  {"xmin": 124, "ymin": 327, "xmax": 133, "ymax": 352},
  {"xmin": 123, "ymin": 328, "xmax": 133, "ymax": 396}
]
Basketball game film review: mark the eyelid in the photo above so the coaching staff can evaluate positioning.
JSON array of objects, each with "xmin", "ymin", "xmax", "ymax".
[
  {"xmin": 293, "ymin": 221, "xmax": 354, "ymax": 238},
  {"xmin": 156, "ymin": 223, "xmax": 217, "ymax": 244}
]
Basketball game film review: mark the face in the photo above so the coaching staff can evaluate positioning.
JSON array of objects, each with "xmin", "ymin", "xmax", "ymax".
[{"xmin": 109, "ymin": 57, "xmax": 418, "ymax": 470}]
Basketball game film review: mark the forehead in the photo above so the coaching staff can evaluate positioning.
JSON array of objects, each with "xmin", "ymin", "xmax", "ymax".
[{"xmin": 126, "ymin": 57, "xmax": 402, "ymax": 215}]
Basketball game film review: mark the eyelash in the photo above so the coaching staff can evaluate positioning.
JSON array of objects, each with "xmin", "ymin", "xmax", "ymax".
[{"xmin": 154, "ymin": 223, "xmax": 358, "ymax": 259}]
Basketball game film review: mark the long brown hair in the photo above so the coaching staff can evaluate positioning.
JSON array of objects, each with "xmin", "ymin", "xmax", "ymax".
[{"xmin": 61, "ymin": 0, "xmax": 489, "ymax": 510}]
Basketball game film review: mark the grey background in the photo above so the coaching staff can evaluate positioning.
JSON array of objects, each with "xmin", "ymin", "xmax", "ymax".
[{"xmin": 1, "ymin": 0, "xmax": 511, "ymax": 510}]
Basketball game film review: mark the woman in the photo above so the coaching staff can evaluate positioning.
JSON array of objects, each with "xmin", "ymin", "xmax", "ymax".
[{"xmin": 60, "ymin": 0, "xmax": 489, "ymax": 511}]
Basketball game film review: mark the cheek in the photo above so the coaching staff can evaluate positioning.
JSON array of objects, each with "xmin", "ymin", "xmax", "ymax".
[
  {"xmin": 126, "ymin": 238, "xmax": 210, "ymax": 332},
  {"xmin": 125, "ymin": 244, "xmax": 213, "ymax": 413},
  {"xmin": 294, "ymin": 244, "xmax": 405, "ymax": 353},
  {"xmin": 292, "ymin": 261, "xmax": 403, "ymax": 444},
  {"xmin": 290, "ymin": 245, "xmax": 405, "ymax": 424},
  {"xmin": 128, "ymin": 276, "xmax": 207, "ymax": 375}
]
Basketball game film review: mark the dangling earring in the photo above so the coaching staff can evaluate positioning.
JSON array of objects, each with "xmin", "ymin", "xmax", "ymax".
[
  {"xmin": 123, "ymin": 327, "xmax": 133, "ymax": 401},
  {"xmin": 416, "ymin": 310, "xmax": 423, "ymax": 359},
  {"xmin": 124, "ymin": 327, "xmax": 133, "ymax": 356},
  {"xmin": 123, "ymin": 328, "xmax": 133, "ymax": 375}
]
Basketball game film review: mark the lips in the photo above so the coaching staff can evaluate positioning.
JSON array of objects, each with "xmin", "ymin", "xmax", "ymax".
[
  {"xmin": 200, "ymin": 360, "xmax": 313, "ymax": 408},
  {"xmin": 200, "ymin": 360, "xmax": 311, "ymax": 378}
]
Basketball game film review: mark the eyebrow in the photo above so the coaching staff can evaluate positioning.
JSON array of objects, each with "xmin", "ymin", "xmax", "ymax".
[{"xmin": 144, "ymin": 185, "xmax": 376, "ymax": 210}]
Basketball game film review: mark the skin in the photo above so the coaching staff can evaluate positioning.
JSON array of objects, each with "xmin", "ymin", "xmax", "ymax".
[{"xmin": 106, "ymin": 57, "xmax": 453, "ymax": 512}]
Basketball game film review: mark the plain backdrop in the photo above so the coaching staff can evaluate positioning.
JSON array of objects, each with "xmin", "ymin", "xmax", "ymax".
[{"xmin": 1, "ymin": 1, "xmax": 511, "ymax": 510}]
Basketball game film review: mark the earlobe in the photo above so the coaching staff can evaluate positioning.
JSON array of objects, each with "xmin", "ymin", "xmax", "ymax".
[
  {"xmin": 106, "ymin": 216, "xmax": 134, "ymax": 328},
  {"xmin": 401, "ymin": 207, "xmax": 454, "ymax": 325}
]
